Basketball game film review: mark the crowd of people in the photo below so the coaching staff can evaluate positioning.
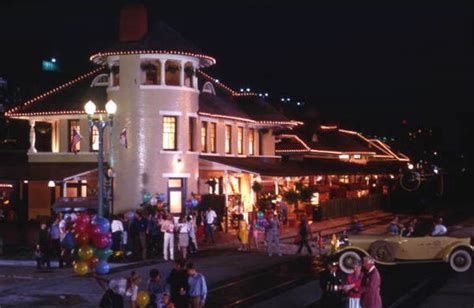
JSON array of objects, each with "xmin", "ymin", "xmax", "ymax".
[
  {"xmin": 319, "ymin": 256, "xmax": 382, "ymax": 308},
  {"xmin": 97, "ymin": 260, "xmax": 208, "ymax": 308}
]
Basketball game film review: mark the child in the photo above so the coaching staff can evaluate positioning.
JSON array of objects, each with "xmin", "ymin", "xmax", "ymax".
[
  {"xmin": 147, "ymin": 269, "xmax": 164, "ymax": 308},
  {"xmin": 161, "ymin": 292, "xmax": 175, "ymax": 308}
]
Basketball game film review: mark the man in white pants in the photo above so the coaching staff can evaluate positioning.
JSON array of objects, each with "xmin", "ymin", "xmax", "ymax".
[{"xmin": 161, "ymin": 215, "xmax": 175, "ymax": 261}]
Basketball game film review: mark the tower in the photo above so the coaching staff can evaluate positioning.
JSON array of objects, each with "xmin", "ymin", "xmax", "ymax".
[{"xmin": 90, "ymin": 5, "xmax": 215, "ymax": 213}]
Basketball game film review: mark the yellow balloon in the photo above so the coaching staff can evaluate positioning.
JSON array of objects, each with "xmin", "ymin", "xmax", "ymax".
[
  {"xmin": 136, "ymin": 291, "xmax": 150, "ymax": 308},
  {"xmin": 78, "ymin": 246, "xmax": 94, "ymax": 260},
  {"xmin": 73, "ymin": 261, "xmax": 89, "ymax": 276}
]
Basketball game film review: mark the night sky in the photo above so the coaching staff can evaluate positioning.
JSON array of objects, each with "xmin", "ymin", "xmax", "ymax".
[{"xmin": 0, "ymin": 0, "xmax": 473, "ymax": 149}]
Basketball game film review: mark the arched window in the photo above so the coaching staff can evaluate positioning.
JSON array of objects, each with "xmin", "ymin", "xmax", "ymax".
[
  {"xmin": 141, "ymin": 60, "xmax": 161, "ymax": 85},
  {"xmin": 184, "ymin": 62, "xmax": 194, "ymax": 88},
  {"xmin": 90, "ymin": 74, "xmax": 109, "ymax": 87},
  {"xmin": 165, "ymin": 60, "xmax": 181, "ymax": 86},
  {"xmin": 202, "ymin": 82, "xmax": 216, "ymax": 95},
  {"xmin": 110, "ymin": 63, "xmax": 119, "ymax": 87}
]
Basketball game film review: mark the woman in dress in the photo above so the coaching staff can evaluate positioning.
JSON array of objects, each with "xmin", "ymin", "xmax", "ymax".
[
  {"xmin": 125, "ymin": 271, "xmax": 141, "ymax": 308},
  {"xmin": 177, "ymin": 216, "xmax": 190, "ymax": 260},
  {"xmin": 344, "ymin": 261, "xmax": 364, "ymax": 308},
  {"xmin": 237, "ymin": 215, "xmax": 249, "ymax": 251}
]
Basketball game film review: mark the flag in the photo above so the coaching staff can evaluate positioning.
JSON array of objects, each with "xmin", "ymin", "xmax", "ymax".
[
  {"xmin": 119, "ymin": 128, "xmax": 128, "ymax": 148},
  {"xmin": 71, "ymin": 128, "xmax": 82, "ymax": 154}
]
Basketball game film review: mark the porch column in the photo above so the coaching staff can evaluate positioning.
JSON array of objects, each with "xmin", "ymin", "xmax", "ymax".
[
  {"xmin": 179, "ymin": 60, "xmax": 185, "ymax": 86},
  {"xmin": 160, "ymin": 59, "xmax": 166, "ymax": 85},
  {"xmin": 274, "ymin": 178, "xmax": 279, "ymax": 195},
  {"xmin": 224, "ymin": 169, "xmax": 229, "ymax": 233},
  {"xmin": 62, "ymin": 181, "xmax": 67, "ymax": 197},
  {"xmin": 28, "ymin": 119, "xmax": 37, "ymax": 154},
  {"xmin": 193, "ymin": 63, "xmax": 198, "ymax": 90}
]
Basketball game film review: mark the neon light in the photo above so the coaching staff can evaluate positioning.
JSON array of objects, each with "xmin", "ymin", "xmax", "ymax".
[{"xmin": 320, "ymin": 125, "xmax": 338, "ymax": 130}]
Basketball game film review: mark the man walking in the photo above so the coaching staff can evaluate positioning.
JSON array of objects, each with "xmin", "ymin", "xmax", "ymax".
[
  {"xmin": 266, "ymin": 213, "xmax": 282, "ymax": 257},
  {"xmin": 49, "ymin": 216, "xmax": 62, "ymax": 268},
  {"xmin": 186, "ymin": 262, "xmax": 207, "ymax": 308},
  {"xmin": 360, "ymin": 256, "xmax": 382, "ymax": 308},
  {"xmin": 134, "ymin": 212, "xmax": 148, "ymax": 260},
  {"xmin": 204, "ymin": 207, "xmax": 217, "ymax": 244}
]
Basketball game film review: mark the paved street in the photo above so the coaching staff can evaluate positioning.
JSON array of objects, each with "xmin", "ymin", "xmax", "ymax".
[{"xmin": 0, "ymin": 213, "xmax": 472, "ymax": 307}]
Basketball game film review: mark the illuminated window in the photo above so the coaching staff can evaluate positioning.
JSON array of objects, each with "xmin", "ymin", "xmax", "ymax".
[
  {"xmin": 184, "ymin": 62, "xmax": 194, "ymax": 88},
  {"xmin": 68, "ymin": 120, "xmax": 80, "ymax": 153},
  {"xmin": 163, "ymin": 116, "xmax": 177, "ymax": 150},
  {"xmin": 165, "ymin": 60, "xmax": 181, "ymax": 86},
  {"xmin": 201, "ymin": 121, "xmax": 208, "ymax": 152},
  {"xmin": 248, "ymin": 128, "xmax": 255, "ymax": 155},
  {"xmin": 237, "ymin": 127, "xmax": 244, "ymax": 154},
  {"xmin": 225, "ymin": 125, "xmax": 232, "ymax": 154},
  {"xmin": 141, "ymin": 60, "xmax": 161, "ymax": 85},
  {"xmin": 90, "ymin": 126, "xmax": 99, "ymax": 152},
  {"xmin": 189, "ymin": 117, "xmax": 196, "ymax": 151},
  {"xmin": 210, "ymin": 123, "xmax": 217, "ymax": 153}
]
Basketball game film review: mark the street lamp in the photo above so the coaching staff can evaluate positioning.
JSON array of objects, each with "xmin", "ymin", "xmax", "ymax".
[{"xmin": 84, "ymin": 100, "xmax": 117, "ymax": 217}]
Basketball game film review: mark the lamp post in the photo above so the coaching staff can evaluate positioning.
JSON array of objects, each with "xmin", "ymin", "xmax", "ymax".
[{"xmin": 84, "ymin": 100, "xmax": 117, "ymax": 218}]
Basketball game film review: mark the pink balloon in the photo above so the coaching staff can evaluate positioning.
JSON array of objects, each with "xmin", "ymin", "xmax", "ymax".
[
  {"xmin": 93, "ymin": 234, "xmax": 111, "ymax": 248},
  {"xmin": 76, "ymin": 213, "xmax": 91, "ymax": 225},
  {"xmin": 73, "ymin": 222, "xmax": 88, "ymax": 234},
  {"xmin": 88, "ymin": 224, "xmax": 102, "ymax": 237}
]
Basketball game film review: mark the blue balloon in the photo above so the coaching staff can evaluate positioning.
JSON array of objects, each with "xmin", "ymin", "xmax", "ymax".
[
  {"xmin": 143, "ymin": 192, "xmax": 152, "ymax": 203},
  {"xmin": 95, "ymin": 260, "xmax": 110, "ymax": 275},
  {"xmin": 191, "ymin": 199, "xmax": 198, "ymax": 208},
  {"xmin": 92, "ymin": 217, "xmax": 110, "ymax": 234},
  {"xmin": 61, "ymin": 232, "xmax": 75, "ymax": 249},
  {"xmin": 158, "ymin": 193, "xmax": 166, "ymax": 202}
]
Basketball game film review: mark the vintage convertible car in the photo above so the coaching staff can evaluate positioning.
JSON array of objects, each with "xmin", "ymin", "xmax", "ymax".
[{"xmin": 333, "ymin": 233, "xmax": 473, "ymax": 274}]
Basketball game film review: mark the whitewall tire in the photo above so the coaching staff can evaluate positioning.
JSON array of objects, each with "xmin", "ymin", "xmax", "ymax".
[
  {"xmin": 449, "ymin": 249, "xmax": 472, "ymax": 273},
  {"xmin": 338, "ymin": 250, "xmax": 362, "ymax": 274}
]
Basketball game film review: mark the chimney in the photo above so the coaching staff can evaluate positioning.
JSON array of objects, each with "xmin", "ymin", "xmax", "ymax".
[{"xmin": 119, "ymin": 4, "xmax": 148, "ymax": 42}]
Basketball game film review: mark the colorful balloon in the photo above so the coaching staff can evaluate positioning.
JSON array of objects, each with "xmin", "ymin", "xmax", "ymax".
[
  {"xmin": 71, "ymin": 248, "xmax": 81, "ymax": 261},
  {"xmin": 143, "ymin": 192, "xmax": 152, "ymax": 203},
  {"xmin": 93, "ymin": 234, "xmax": 111, "ymax": 248},
  {"xmin": 78, "ymin": 245, "xmax": 94, "ymax": 260},
  {"xmin": 88, "ymin": 256, "xmax": 99, "ymax": 269},
  {"xmin": 95, "ymin": 260, "xmax": 110, "ymax": 275},
  {"xmin": 76, "ymin": 213, "xmax": 91, "ymax": 225},
  {"xmin": 73, "ymin": 222, "xmax": 88, "ymax": 234},
  {"xmin": 73, "ymin": 261, "xmax": 89, "ymax": 276},
  {"xmin": 136, "ymin": 291, "xmax": 150, "ymax": 308},
  {"xmin": 91, "ymin": 217, "xmax": 110, "ymax": 234},
  {"xmin": 150, "ymin": 197, "xmax": 158, "ymax": 206},
  {"xmin": 74, "ymin": 232, "xmax": 90, "ymax": 246},
  {"xmin": 257, "ymin": 211, "xmax": 264, "ymax": 219},
  {"xmin": 95, "ymin": 248, "xmax": 113, "ymax": 260},
  {"xmin": 88, "ymin": 224, "xmax": 102, "ymax": 237}
]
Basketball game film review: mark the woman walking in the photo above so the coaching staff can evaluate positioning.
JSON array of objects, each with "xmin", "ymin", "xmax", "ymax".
[
  {"xmin": 177, "ymin": 216, "xmax": 190, "ymax": 260},
  {"xmin": 237, "ymin": 215, "xmax": 249, "ymax": 251}
]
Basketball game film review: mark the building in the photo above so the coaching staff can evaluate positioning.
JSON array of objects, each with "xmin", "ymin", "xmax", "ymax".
[{"xmin": 2, "ymin": 5, "xmax": 409, "ymax": 223}]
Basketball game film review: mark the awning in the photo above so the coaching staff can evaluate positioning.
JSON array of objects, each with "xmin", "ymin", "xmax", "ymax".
[
  {"xmin": 200, "ymin": 155, "xmax": 404, "ymax": 176},
  {"xmin": 0, "ymin": 162, "xmax": 97, "ymax": 181},
  {"xmin": 52, "ymin": 197, "xmax": 98, "ymax": 212}
]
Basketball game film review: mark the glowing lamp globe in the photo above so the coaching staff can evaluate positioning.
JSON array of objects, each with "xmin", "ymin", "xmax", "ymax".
[
  {"xmin": 84, "ymin": 100, "xmax": 96, "ymax": 115},
  {"xmin": 105, "ymin": 100, "xmax": 117, "ymax": 115}
]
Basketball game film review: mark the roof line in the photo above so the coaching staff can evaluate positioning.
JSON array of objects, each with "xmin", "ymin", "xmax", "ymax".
[
  {"xmin": 370, "ymin": 139, "xmax": 410, "ymax": 162},
  {"xmin": 5, "ymin": 67, "xmax": 106, "ymax": 117},
  {"xmin": 196, "ymin": 70, "xmax": 258, "ymax": 97}
]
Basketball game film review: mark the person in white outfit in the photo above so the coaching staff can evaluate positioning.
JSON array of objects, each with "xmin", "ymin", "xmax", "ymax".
[
  {"xmin": 431, "ymin": 218, "xmax": 448, "ymax": 236},
  {"xmin": 161, "ymin": 215, "xmax": 175, "ymax": 261}
]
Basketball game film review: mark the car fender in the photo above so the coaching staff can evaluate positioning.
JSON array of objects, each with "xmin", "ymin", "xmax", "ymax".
[
  {"xmin": 338, "ymin": 246, "xmax": 369, "ymax": 257},
  {"xmin": 439, "ymin": 242, "xmax": 474, "ymax": 262}
]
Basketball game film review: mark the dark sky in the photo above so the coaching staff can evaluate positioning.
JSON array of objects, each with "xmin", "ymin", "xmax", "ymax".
[{"xmin": 0, "ymin": 0, "xmax": 473, "ymax": 142}]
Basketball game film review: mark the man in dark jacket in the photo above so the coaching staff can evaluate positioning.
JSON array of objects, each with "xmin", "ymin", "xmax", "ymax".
[
  {"xmin": 166, "ymin": 259, "xmax": 188, "ymax": 308},
  {"xmin": 38, "ymin": 223, "xmax": 51, "ymax": 269},
  {"xmin": 318, "ymin": 259, "xmax": 346, "ymax": 307}
]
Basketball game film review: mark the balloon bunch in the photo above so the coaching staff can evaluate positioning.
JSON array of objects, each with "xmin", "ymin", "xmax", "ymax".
[
  {"xmin": 67, "ymin": 214, "xmax": 113, "ymax": 276},
  {"xmin": 185, "ymin": 198, "xmax": 199, "ymax": 209},
  {"xmin": 255, "ymin": 211, "xmax": 269, "ymax": 230}
]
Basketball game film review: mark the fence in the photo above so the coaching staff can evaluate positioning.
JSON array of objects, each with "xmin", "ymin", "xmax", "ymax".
[{"xmin": 318, "ymin": 194, "xmax": 388, "ymax": 219}]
